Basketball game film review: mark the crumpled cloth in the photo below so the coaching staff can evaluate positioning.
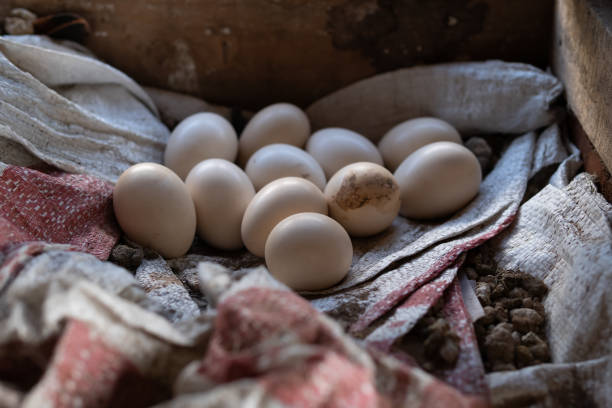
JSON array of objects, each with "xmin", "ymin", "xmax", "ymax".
[
  {"xmin": 0, "ymin": 35, "xmax": 169, "ymax": 183},
  {"xmin": 486, "ymin": 173, "xmax": 612, "ymax": 406},
  {"xmin": 0, "ymin": 165, "xmax": 118, "ymax": 260},
  {"xmin": 0, "ymin": 245, "xmax": 485, "ymax": 408}
]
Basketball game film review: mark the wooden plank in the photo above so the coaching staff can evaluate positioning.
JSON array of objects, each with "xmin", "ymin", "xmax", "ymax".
[
  {"xmin": 553, "ymin": 0, "xmax": 612, "ymax": 172},
  {"xmin": 3, "ymin": 0, "xmax": 553, "ymax": 110}
]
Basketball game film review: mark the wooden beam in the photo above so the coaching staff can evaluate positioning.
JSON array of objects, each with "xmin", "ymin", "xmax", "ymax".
[
  {"xmin": 3, "ymin": 0, "xmax": 553, "ymax": 110},
  {"xmin": 553, "ymin": 0, "xmax": 612, "ymax": 172}
]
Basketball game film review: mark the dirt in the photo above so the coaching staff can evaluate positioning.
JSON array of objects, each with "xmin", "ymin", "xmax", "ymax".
[
  {"xmin": 333, "ymin": 171, "xmax": 398, "ymax": 211},
  {"xmin": 398, "ymin": 297, "xmax": 461, "ymax": 372},
  {"xmin": 464, "ymin": 247, "xmax": 551, "ymax": 372}
]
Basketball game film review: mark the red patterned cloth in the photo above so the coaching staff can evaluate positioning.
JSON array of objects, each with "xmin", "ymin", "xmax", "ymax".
[{"xmin": 0, "ymin": 165, "xmax": 119, "ymax": 260}]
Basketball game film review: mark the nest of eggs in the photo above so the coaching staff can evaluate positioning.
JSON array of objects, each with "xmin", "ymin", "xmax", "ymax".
[{"xmin": 113, "ymin": 104, "xmax": 485, "ymax": 291}]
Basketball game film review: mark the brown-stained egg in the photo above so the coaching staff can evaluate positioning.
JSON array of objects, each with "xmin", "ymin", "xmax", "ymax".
[
  {"xmin": 113, "ymin": 163, "xmax": 196, "ymax": 258},
  {"xmin": 325, "ymin": 162, "xmax": 400, "ymax": 237}
]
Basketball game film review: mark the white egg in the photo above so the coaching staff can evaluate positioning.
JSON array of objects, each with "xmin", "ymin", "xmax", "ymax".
[
  {"xmin": 325, "ymin": 162, "xmax": 400, "ymax": 237},
  {"xmin": 164, "ymin": 112, "xmax": 238, "ymax": 179},
  {"xmin": 306, "ymin": 128, "xmax": 383, "ymax": 178},
  {"xmin": 378, "ymin": 117, "xmax": 462, "ymax": 171},
  {"xmin": 241, "ymin": 177, "xmax": 327, "ymax": 257},
  {"xmin": 185, "ymin": 159, "xmax": 255, "ymax": 250},
  {"xmin": 113, "ymin": 163, "xmax": 196, "ymax": 258},
  {"xmin": 238, "ymin": 103, "xmax": 310, "ymax": 165},
  {"xmin": 394, "ymin": 142, "xmax": 481, "ymax": 219},
  {"xmin": 265, "ymin": 212, "xmax": 352, "ymax": 291},
  {"xmin": 245, "ymin": 144, "xmax": 326, "ymax": 190}
]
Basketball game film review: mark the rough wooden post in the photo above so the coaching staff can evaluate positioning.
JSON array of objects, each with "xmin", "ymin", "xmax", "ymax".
[{"xmin": 553, "ymin": 0, "xmax": 612, "ymax": 199}]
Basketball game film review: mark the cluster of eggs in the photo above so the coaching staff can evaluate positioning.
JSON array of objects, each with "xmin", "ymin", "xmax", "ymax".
[{"xmin": 113, "ymin": 103, "xmax": 481, "ymax": 291}]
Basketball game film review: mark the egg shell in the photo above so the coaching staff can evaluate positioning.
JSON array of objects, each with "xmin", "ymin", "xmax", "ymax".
[
  {"xmin": 245, "ymin": 144, "xmax": 326, "ymax": 190},
  {"xmin": 306, "ymin": 128, "xmax": 383, "ymax": 178},
  {"xmin": 241, "ymin": 177, "xmax": 328, "ymax": 257},
  {"xmin": 113, "ymin": 162, "xmax": 196, "ymax": 258},
  {"xmin": 378, "ymin": 117, "xmax": 462, "ymax": 172},
  {"xmin": 238, "ymin": 103, "xmax": 310, "ymax": 166},
  {"xmin": 185, "ymin": 159, "xmax": 255, "ymax": 250},
  {"xmin": 164, "ymin": 112, "xmax": 238, "ymax": 179},
  {"xmin": 394, "ymin": 141, "xmax": 481, "ymax": 219},
  {"xmin": 325, "ymin": 162, "xmax": 400, "ymax": 237},
  {"xmin": 265, "ymin": 212, "xmax": 352, "ymax": 291}
]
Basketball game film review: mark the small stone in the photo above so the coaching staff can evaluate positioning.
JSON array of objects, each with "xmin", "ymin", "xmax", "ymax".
[
  {"xmin": 478, "ymin": 306, "xmax": 496, "ymax": 325},
  {"xmin": 494, "ymin": 304, "xmax": 508, "ymax": 322},
  {"xmin": 491, "ymin": 283, "xmax": 506, "ymax": 299},
  {"xmin": 522, "ymin": 275, "xmax": 548, "ymax": 297},
  {"xmin": 500, "ymin": 271, "xmax": 522, "ymax": 289},
  {"xmin": 508, "ymin": 287, "xmax": 529, "ymax": 299},
  {"xmin": 464, "ymin": 266, "xmax": 478, "ymax": 280},
  {"xmin": 521, "ymin": 332, "xmax": 549, "ymax": 361},
  {"xmin": 522, "ymin": 297, "xmax": 534, "ymax": 309},
  {"xmin": 521, "ymin": 331, "xmax": 545, "ymax": 347},
  {"xmin": 480, "ymin": 275, "xmax": 497, "ymax": 285},
  {"xmin": 470, "ymin": 252, "xmax": 496, "ymax": 275},
  {"xmin": 511, "ymin": 331, "xmax": 521, "ymax": 344},
  {"xmin": 439, "ymin": 337, "xmax": 460, "ymax": 365},
  {"xmin": 501, "ymin": 297, "xmax": 523, "ymax": 309},
  {"xmin": 511, "ymin": 308, "xmax": 543, "ymax": 334},
  {"xmin": 515, "ymin": 345, "xmax": 534, "ymax": 367},
  {"xmin": 484, "ymin": 323, "xmax": 515, "ymax": 363},
  {"xmin": 530, "ymin": 343, "xmax": 550, "ymax": 361},
  {"xmin": 109, "ymin": 244, "xmax": 144, "ymax": 270},
  {"xmin": 475, "ymin": 282, "xmax": 492, "ymax": 306}
]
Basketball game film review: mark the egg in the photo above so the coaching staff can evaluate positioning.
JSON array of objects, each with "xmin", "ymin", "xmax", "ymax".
[
  {"xmin": 185, "ymin": 159, "xmax": 255, "ymax": 250},
  {"xmin": 394, "ymin": 142, "xmax": 481, "ymax": 219},
  {"xmin": 238, "ymin": 103, "xmax": 310, "ymax": 166},
  {"xmin": 306, "ymin": 128, "xmax": 383, "ymax": 178},
  {"xmin": 113, "ymin": 163, "xmax": 196, "ymax": 258},
  {"xmin": 241, "ymin": 177, "xmax": 328, "ymax": 257},
  {"xmin": 325, "ymin": 162, "xmax": 400, "ymax": 237},
  {"xmin": 245, "ymin": 144, "xmax": 326, "ymax": 190},
  {"xmin": 378, "ymin": 117, "xmax": 462, "ymax": 172},
  {"xmin": 164, "ymin": 112, "xmax": 238, "ymax": 179},
  {"xmin": 265, "ymin": 212, "xmax": 352, "ymax": 291}
]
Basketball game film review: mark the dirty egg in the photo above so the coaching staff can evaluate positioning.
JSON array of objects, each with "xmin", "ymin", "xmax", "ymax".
[
  {"xmin": 265, "ymin": 212, "xmax": 352, "ymax": 291},
  {"xmin": 238, "ymin": 103, "xmax": 310, "ymax": 166},
  {"xmin": 325, "ymin": 162, "xmax": 400, "ymax": 237},
  {"xmin": 245, "ymin": 143, "xmax": 326, "ymax": 191},
  {"xmin": 164, "ymin": 112, "xmax": 238, "ymax": 179},
  {"xmin": 306, "ymin": 127, "xmax": 383, "ymax": 178},
  {"xmin": 378, "ymin": 117, "xmax": 462, "ymax": 171},
  {"xmin": 113, "ymin": 162, "xmax": 196, "ymax": 258},
  {"xmin": 185, "ymin": 159, "xmax": 255, "ymax": 250},
  {"xmin": 394, "ymin": 141, "xmax": 481, "ymax": 219},
  {"xmin": 241, "ymin": 177, "xmax": 327, "ymax": 257}
]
